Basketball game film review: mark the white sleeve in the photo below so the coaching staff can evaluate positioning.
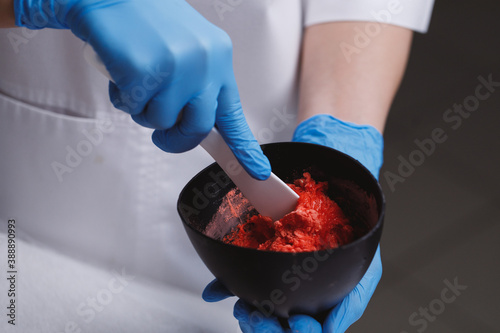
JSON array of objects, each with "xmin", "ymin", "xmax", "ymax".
[{"xmin": 303, "ymin": 0, "xmax": 435, "ymax": 33}]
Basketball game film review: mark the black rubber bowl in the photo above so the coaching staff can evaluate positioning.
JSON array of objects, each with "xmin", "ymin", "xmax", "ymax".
[{"xmin": 177, "ymin": 142, "xmax": 385, "ymax": 318}]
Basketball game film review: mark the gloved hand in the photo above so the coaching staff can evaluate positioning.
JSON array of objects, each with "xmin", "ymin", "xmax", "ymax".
[
  {"xmin": 14, "ymin": 0, "xmax": 271, "ymax": 180},
  {"xmin": 203, "ymin": 114, "xmax": 384, "ymax": 332},
  {"xmin": 291, "ymin": 114, "xmax": 383, "ymax": 177}
]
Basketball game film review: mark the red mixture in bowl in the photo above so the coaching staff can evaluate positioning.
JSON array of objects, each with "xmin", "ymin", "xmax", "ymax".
[{"xmin": 223, "ymin": 173, "xmax": 355, "ymax": 252}]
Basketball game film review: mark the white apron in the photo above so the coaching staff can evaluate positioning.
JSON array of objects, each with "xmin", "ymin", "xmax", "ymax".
[{"xmin": 0, "ymin": 1, "xmax": 433, "ymax": 331}]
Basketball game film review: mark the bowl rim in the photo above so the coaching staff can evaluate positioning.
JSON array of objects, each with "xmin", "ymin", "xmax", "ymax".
[{"xmin": 177, "ymin": 141, "xmax": 386, "ymax": 256}]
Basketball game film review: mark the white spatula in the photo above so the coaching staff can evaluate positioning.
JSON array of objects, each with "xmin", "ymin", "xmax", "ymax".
[{"xmin": 84, "ymin": 45, "xmax": 299, "ymax": 220}]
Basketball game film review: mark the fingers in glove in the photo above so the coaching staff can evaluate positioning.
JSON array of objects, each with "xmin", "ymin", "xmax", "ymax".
[
  {"xmin": 151, "ymin": 86, "xmax": 218, "ymax": 152},
  {"xmin": 234, "ymin": 300, "xmax": 285, "ymax": 333},
  {"xmin": 288, "ymin": 314, "xmax": 322, "ymax": 333},
  {"xmin": 215, "ymin": 78, "xmax": 271, "ymax": 180},
  {"xmin": 202, "ymin": 279, "xmax": 234, "ymax": 302}
]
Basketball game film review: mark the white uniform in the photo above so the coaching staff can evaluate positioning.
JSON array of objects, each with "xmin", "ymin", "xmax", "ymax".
[{"xmin": 0, "ymin": 1, "xmax": 433, "ymax": 332}]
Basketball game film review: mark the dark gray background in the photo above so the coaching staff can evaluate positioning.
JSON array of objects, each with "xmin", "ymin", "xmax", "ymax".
[{"xmin": 352, "ymin": 1, "xmax": 500, "ymax": 332}]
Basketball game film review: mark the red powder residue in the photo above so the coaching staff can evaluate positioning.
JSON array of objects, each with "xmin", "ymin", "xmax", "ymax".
[{"xmin": 223, "ymin": 172, "xmax": 355, "ymax": 252}]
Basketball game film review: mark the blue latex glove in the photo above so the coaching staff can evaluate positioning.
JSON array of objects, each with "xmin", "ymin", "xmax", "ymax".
[
  {"xmin": 203, "ymin": 114, "xmax": 384, "ymax": 332},
  {"xmin": 14, "ymin": 0, "xmax": 271, "ymax": 180},
  {"xmin": 291, "ymin": 114, "xmax": 383, "ymax": 178}
]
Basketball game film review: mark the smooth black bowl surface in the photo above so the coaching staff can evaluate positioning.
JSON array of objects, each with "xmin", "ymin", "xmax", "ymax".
[{"xmin": 177, "ymin": 142, "xmax": 385, "ymax": 318}]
